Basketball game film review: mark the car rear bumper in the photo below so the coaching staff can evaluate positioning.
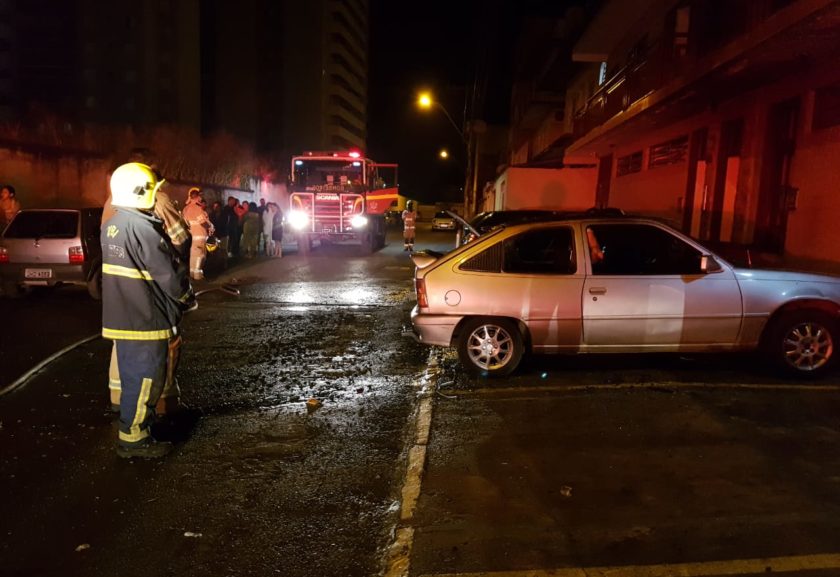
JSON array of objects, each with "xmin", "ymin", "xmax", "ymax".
[
  {"xmin": 1, "ymin": 263, "xmax": 87, "ymax": 286},
  {"xmin": 409, "ymin": 305, "xmax": 462, "ymax": 347}
]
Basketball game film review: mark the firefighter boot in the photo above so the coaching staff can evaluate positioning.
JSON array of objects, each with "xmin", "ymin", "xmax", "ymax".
[{"xmin": 116, "ymin": 438, "xmax": 173, "ymax": 459}]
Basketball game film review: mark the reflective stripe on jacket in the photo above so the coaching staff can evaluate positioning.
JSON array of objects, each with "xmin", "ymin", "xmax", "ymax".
[{"xmin": 101, "ymin": 208, "xmax": 192, "ymax": 341}]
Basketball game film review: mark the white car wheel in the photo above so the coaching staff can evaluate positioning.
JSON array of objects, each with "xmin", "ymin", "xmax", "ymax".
[{"xmin": 457, "ymin": 318, "xmax": 524, "ymax": 377}]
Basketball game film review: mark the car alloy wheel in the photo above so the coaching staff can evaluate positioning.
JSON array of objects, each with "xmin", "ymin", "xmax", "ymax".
[
  {"xmin": 782, "ymin": 320, "xmax": 834, "ymax": 372},
  {"xmin": 457, "ymin": 318, "xmax": 524, "ymax": 377},
  {"xmin": 770, "ymin": 310, "xmax": 837, "ymax": 377}
]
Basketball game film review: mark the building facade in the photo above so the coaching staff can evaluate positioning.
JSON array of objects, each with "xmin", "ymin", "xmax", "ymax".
[
  {"xmin": 0, "ymin": 0, "xmax": 368, "ymax": 157},
  {"xmin": 566, "ymin": 0, "xmax": 840, "ymax": 270}
]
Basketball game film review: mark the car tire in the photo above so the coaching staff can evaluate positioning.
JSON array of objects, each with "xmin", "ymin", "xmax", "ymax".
[
  {"xmin": 87, "ymin": 267, "xmax": 102, "ymax": 300},
  {"xmin": 457, "ymin": 317, "xmax": 524, "ymax": 377},
  {"xmin": 767, "ymin": 310, "xmax": 838, "ymax": 378}
]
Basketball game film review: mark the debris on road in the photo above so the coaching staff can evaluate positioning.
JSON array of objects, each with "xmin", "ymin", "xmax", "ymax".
[
  {"xmin": 306, "ymin": 398, "xmax": 323, "ymax": 413},
  {"xmin": 559, "ymin": 485, "xmax": 573, "ymax": 498},
  {"xmin": 184, "ymin": 532, "xmax": 203, "ymax": 538},
  {"xmin": 75, "ymin": 544, "xmax": 90, "ymax": 552}
]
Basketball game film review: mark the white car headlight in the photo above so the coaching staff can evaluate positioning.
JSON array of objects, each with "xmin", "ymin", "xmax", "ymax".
[
  {"xmin": 288, "ymin": 210, "xmax": 310, "ymax": 231},
  {"xmin": 350, "ymin": 214, "xmax": 368, "ymax": 228}
]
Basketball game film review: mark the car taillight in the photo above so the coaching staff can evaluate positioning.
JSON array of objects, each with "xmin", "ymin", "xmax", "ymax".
[
  {"xmin": 0, "ymin": 247, "xmax": 7, "ymax": 264},
  {"xmin": 415, "ymin": 278, "xmax": 428, "ymax": 308},
  {"xmin": 69, "ymin": 246, "xmax": 85, "ymax": 264}
]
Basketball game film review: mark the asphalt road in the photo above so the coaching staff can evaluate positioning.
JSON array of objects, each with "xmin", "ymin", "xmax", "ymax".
[
  {"xmin": 4, "ymin": 224, "xmax": 840, "ymax": 577},
  {"xmin": 0, "ymin": 226, "xmax": 452, "ymax": 577}
]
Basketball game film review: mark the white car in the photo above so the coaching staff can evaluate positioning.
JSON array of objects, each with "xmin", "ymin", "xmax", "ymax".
[
  {"xmin": 431, "ymin": 211, "xmax": 456, "ymax": 231},
  {"xmin": 408, "ymin": 211, "xmax": 840, "ymax": 378}
]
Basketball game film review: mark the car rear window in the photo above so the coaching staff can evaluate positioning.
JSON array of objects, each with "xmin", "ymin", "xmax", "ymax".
[
  {"xmin": 434, "ymin": 211, "xmax": 449, "ymax": 218},
  {"xmin": 3, "ymin": 211, "xmax": 79, "ymax": 239}
]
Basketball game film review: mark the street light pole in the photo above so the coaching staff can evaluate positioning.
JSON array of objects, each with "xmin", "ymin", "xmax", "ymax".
[
  {"xmin": 417, "ymin": 91, "xmax": 474, "ymax": 216},
  {"xmin": 417, "ymin": 91, "xmax": 465, "ymax": 143}
]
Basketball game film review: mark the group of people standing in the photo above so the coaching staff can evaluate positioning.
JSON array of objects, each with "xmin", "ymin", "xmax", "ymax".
[{"xmin": 183, "ymin": 191, "xmax": 285, "ymax": 280}]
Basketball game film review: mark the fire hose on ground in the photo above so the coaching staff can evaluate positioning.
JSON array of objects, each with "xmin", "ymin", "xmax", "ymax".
[{"xmin": 0, "ymin": 282, "xmax": 240, "ymax": 398}]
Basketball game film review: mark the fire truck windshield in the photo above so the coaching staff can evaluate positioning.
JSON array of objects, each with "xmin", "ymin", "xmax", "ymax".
[{"xmin": 292, "ymin": 159, "xmax": 364, "ymax": 192}]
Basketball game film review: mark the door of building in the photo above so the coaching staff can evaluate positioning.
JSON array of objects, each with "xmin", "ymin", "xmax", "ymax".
[
  {"xmin": 709, "ymin": 118, "xmax": 744, "ymax": 243},
  {"xmin": 755, "ymin": 97, "xmax": 799, "ymax": 253}
]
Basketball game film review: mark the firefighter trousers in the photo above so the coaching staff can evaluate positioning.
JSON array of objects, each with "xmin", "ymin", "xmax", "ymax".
[
  {"xmin": 109, "ymin": 337, "xmax": 182, "ymax": 413},
  {"xmin": 190, "ymin": 235, "xmax": 207, "ymax": 279},
  {"xmin": 115, "ymin": 339, "xmax": 168, "ymax": 447}
]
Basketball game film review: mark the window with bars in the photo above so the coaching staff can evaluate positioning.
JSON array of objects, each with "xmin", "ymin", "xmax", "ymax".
[
  {"xmin": 617, "ymin": 151, "xmax": 643, "ymax": 176},
  {"xmin": 649, "ymin": 136, "xmax": 688, "ymax": 168}
]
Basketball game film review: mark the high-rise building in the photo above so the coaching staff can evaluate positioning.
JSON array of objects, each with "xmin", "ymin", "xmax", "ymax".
[
  {"xmin": 201, "ymin": 0, "xmax": 368, "ymax": 155},
  {"xmin": 0, "ymin": 0, "xmax": 368, "ymax": 156}
]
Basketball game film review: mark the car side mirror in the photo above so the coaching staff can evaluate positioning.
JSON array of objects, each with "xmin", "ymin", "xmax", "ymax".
[{"xmin": 700, "ymin": 254, "xmax": 723, "ymax": 273}]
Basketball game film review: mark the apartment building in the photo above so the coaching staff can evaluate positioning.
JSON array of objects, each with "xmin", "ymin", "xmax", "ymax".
[{"xmin": 567, "ymin": 0, "xmax": 840, "ymax": 269}]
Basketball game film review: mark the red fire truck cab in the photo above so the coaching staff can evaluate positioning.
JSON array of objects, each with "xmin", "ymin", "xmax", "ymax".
[{"xmin": 287, "ymin": 151, "xmax": 399, "ymax": 254}]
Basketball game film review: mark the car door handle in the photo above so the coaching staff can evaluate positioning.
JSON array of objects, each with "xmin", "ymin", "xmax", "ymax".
[{"xmin": 588, "ymin": 287, "xmax": 607, "ymax": 295}]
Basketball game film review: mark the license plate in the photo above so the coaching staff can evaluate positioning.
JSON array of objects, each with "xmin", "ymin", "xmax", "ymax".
[{"xmin": 25, "ymin": 268, "xmax": 52, "ymax": 279}]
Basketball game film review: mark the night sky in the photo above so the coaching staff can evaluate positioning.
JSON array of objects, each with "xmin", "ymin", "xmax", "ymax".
[
  {"xmin": 367, "ymin": 0, "xmax": 580, "ymax": 201},
  {"xmin": 368, "ymin": 0, "xmax": 570, "ymax": 203}
]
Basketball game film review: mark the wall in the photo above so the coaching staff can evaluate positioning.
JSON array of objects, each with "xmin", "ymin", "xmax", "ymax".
[
  {"xmin": 0, "ymin": 144, "xmax": 286, "ymax": 216},
  {"xmin": 0, "ymin": 146, "xmax": 110, "ymax": 208},
  {"xmin": 786, "ymin": 94, "xmax": 840, "ymax": 266},
  {"xmin": 495, "ymin": 166, "xmax": 596, "ymax": 210}
]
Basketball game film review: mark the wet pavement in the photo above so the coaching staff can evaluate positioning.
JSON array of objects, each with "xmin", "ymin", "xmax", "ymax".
[
  {"xmin": 0, "ymin": 227, "xmax": 453, "ymax": 577},
  {"xmin": 406, "ymin": 350, "xmax": 840, "ymax": 577},
  {"xmin": 6, "ymin": 224, "xmax": 840, "ymax": 577}
]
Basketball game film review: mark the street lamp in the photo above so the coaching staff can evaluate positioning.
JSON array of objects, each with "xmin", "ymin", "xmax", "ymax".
[
  {"xmin": 439, "ymin": 149, "xmax": 449, "ymax": 159},
  {"xmin": 416, "ymin": 91, "xmax": 465, "ymax": 143}
]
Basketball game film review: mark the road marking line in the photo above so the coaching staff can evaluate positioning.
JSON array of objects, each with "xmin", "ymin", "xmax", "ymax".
[
  {"xmin": 384, "ymin": 353, "xmax": 441, "ymax": 577},
  {"xmin": 418, "ymin": 552, "xmax": 840, "ymax": 577},
  {"xmin": 439, "ymin": 381, "xmax": 840, "ymax": 398}
]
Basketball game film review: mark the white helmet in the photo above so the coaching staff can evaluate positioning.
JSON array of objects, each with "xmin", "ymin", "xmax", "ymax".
[{"xmin": 110, "ymin": 162, "xmax": 164, "ymax": 210}]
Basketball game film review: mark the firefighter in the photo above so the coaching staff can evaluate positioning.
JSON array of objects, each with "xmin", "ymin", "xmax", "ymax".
[
  {"xmin": 103, "ymin": 162, "xmax": 194, "ymax": 458},
  {"xmin": 102, "ymin": 175, "xmax": 190, "ymax": 415},
  {"xmin": 183, "ymin": 187, "xmax": 214, "ymax": 280},
  {"xmin": 402, "ymin": 200, "xmax": 417, "ymax": 251}
]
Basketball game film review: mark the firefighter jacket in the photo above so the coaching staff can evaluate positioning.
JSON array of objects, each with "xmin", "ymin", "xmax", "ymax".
[
  {"xmin": 183, "ymin": 199, "xmax": 213, "ymax": 241},
  {"xmin": 101, "ymin": 208, "xmax": 193, "ymax": 341},
  {"xmin": 103, "ymin": 189, "xmax": 190, "ymax": 258}
]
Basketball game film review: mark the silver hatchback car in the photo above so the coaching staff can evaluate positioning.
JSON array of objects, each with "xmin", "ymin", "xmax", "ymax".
[
  {"xmin": 0, "ymin": 208, "xmax": 104, "ymax": 299},
  {"xmin": 409, "ymin": 215, "xmax": 840, "ymax": 377}
]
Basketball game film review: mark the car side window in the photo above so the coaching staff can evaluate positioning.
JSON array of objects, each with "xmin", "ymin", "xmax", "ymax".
[
  {"xmin": 502, "ymin": 227, "xmax": 576, "ymax": 275},
  {"xmin": 587, "ymin": 224, "xmax": 702, "ymax": 275}
]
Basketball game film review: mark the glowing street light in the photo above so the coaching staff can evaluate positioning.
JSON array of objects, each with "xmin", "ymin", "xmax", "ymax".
[
  {"xmin": 439, "ymin": 149, "xmax": 449, "ymax": 159},
  {"xmin": 417, "ymin": 92, "xmax": 433, "ymax": 109},
  {"xmin": 416, "ymin": 90, "xmax": 465, "ymax": 142}
]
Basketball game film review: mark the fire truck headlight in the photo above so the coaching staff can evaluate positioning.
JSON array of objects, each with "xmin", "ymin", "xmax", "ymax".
[
  {"xmin": 288, "ymin": 210, "xmax": 310, "ymax": 230},
  {"xmin": 350, "ymin": 214, "xmax": 368, "ymax": 228}
]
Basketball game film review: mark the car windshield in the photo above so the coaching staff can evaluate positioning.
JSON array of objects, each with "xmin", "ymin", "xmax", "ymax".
[
  {"xmin": 3, "ymin": 211, "xmax": 78, "ymax": 239},
  {"xmin": 435, "ymin": 211, "xmax": 450, "ymax": 219}
]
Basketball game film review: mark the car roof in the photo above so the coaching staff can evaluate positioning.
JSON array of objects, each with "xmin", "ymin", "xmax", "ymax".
[{"xmin": 470, "ymin": 208, "xmax": 627, "ymax": 231}]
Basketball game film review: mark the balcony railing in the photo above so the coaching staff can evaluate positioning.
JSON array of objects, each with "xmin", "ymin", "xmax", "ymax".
[{"xmin": 573, "ymin": 45, "xmax": 668, "ymax": 141}]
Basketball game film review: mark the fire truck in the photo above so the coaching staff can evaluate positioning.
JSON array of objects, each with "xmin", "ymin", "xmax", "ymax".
[{"xmin": 287, "ymin": 151, "xmax": 399, "ymax": 254}]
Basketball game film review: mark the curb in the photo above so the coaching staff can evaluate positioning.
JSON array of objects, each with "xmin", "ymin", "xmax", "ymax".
[{"xmin": 383, "ymin": 353, "xmax": 442, "ymax": 577}]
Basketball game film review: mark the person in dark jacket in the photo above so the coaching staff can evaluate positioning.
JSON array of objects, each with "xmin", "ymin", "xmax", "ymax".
[
  {"xmin": 102, "ymin": 183, "xmax": 190, "ymax": 415},
  {"xmin": 102, "ymin": 162, "xmax": 194, "ymax": 459},
  {"xmin": 222, "ymin": 196, "xmax": 240, "ymax": 257}
]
